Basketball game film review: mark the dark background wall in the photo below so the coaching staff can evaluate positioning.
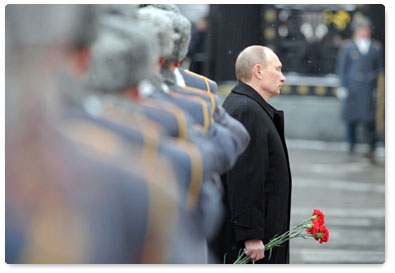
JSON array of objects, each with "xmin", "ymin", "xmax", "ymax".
[{"xmin": 205, "ymin": 4, "xmax": 263, "ymax": 82}]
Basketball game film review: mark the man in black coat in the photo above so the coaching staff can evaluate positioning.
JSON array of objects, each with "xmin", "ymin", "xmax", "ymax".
[{"xmin": 210, "ymin": 45, "xmax": 292, "ymax": 264}]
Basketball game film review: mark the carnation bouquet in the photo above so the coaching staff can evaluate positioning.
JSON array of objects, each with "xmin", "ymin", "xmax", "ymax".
[{"xmin": 233, "ymin": 209, "xmax": 330, "ymax": 264}]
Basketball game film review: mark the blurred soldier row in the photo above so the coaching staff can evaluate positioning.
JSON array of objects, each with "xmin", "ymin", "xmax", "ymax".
[{"xmin": 5, "ymin": 4, "xmax": 250, "ymax": 264}]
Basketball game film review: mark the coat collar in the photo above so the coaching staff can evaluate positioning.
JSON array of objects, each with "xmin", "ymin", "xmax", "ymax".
[
  {"xmin": 232, "ymin": 81, "xmax": 277, "ymax": 119},
  {"xmin": 352, "ymin": 39, "xmax": 372, "ymax": 55},
  {"xmin": 232, "ymin": 81, "xmax": 288, "ymax": 158}
]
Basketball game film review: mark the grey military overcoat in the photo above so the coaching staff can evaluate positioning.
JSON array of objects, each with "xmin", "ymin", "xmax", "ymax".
[{"xmin": 337, "ymin": 40, "xmax": 384, "ymax": 123}]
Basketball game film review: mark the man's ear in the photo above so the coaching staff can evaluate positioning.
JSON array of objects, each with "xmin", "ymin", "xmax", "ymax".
[{"xmin": 253, "ymin": 64, "xmax": 263, "ymax": 79}]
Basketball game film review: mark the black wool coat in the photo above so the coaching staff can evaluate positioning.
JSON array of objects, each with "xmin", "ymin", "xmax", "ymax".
[{"xmin": 210, "ymin": 81, "xmax": 292, "ymax": 264}]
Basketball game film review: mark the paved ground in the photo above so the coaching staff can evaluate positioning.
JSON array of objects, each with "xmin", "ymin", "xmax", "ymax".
[{"xmin": 286, "ymin": 140, "xmax": 385, "ymax": 264}]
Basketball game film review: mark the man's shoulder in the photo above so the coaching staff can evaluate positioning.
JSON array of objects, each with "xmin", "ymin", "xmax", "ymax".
[
  {"xmin": 225, "ymin": 88, "xmax": 275, "ymax": 123},
  {"xmin": 371, "ymin": 40, "xmax": 383, "ymax": 52},
  {"xmin": 223, "ymin": 90, "xmax": 261, "ymax": 114},
  {"xmin": 225, "ymin": 86, "xmax": 258, "ymax": 104}
]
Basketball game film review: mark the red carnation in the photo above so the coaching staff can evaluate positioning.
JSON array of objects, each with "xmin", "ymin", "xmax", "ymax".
[
  {"xmin": 314, "ymin": 225, "xmax": 329, "ymax": 244},
  {"xmin": 306, "ymin": 221, "xmax": 320, "ymax": 236},
  {"xmin": 312, "ymin": 209, "xmax": 325, "ymax": 225}
]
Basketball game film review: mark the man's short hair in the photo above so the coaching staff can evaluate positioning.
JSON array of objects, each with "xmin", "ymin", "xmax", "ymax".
[{"xmin": 235, "ymin": 45, "xmax": 269, "ymax": 82}]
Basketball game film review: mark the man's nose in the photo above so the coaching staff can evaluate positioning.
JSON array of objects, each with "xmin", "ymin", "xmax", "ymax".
[{"xmin": 280, "ymin": 73, "xmax": 286, "ymax": 82}]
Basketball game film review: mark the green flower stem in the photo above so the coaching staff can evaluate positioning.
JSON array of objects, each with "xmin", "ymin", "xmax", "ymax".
[{"xmin": 233, "ymin": 215, "xmax": 318, "ymax": 264}]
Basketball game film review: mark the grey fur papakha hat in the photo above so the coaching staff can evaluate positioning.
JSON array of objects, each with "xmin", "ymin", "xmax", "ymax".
[
  {"xmin": 87, "ymin": 16, "xmax": 158, "ymax": 93},
  {"xmin": 140, "ymin": 4, "xmax": 180, "ymax": 13},
  {"xmin": 146, "ymin": 5, "xmax": 191, "ymax": 62},
  {"xmin": 137, "ymin": 6, "xmax": 175, "ymax": 58},
  {"xmin": 351, "ymin": 12, "xmax": 372, "ymax": 31},
  {"xmin": 6, "ymin": 5, "xmax": 98, "ymax": 49},
  {"xmin": 163, "ymin": 11, "xmax": 192, "ymax": 62},
  {"xmin": 96, "ymin": 4, "xmax": 139, "ymax": 19}
]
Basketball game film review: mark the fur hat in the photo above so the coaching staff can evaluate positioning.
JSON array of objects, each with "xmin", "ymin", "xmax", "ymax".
[
  {"xmin": 140, "ymin": 4, "xmax": 180, "ymax": 14},
  {"xmin": 96, "ymin": 4, "xmax": 139, "ymax": 19},
  {"xmin": 5, "ymin": 5, "xmax": 98, "ymax": 49},
  {"xmin": 351, "ymin": 12, "xmax": 372, "ymax": 31},
  {"xmin": 145, "ymin": 5, "xmax": 191, "ymax": 62},
  {"xmin": 137, "ymin": 6, "xmax": 175, "ymax": 58},
  {"xmin": 87, "ymin": 16, "xmax": 158, "ymax": 93},
  {"xmin": 163, "ymin": 11, "xmax": 192, "ymax": 62}
]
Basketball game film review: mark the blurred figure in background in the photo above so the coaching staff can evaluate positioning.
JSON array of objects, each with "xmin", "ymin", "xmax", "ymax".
[
  {"xmin": 175, "ymin": 5, "xmax": 218, "ymax": 94},
  {"xmin": 187, "ymin": 15, "xmax": 209, "ymax": 75},
  {"xmin": 336, "ymin": 12, "xmax": 384, "ymax": 163},
  {"xmin": 178, "ymin": 4, "xmax": 209, "ymax": 75}
]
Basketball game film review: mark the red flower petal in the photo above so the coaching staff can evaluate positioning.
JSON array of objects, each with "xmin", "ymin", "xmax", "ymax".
[{"xmin": 312, "ymin": 209, "xmax": 325, "ymax": 225}]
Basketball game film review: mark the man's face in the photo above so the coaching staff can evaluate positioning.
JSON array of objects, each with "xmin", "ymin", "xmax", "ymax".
[
  {"xmin": 260, "ymin": 53, "xmax": 286, "ymax": 99},
  {"xmin": 355, "ymin": 26, "xmax": 371, "ymax": 39}
]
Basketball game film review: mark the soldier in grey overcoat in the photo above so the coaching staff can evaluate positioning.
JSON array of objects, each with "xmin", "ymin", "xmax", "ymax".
[{"xmin": 336, "ymin": 13, "xmax": 384, "ymax": 161}]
